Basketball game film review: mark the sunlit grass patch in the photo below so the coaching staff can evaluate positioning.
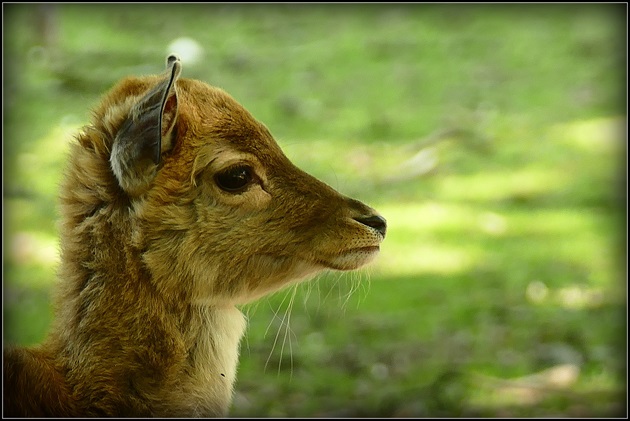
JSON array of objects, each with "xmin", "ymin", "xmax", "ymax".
[
  {"xmin": 503, "ymin": 208, "xmax": 620, "ymax": 285},
  {"xmin": 437, "ymin": 167, "xmax": 572, "ymax": 203},
  {"xmin": 373, "ymin": 202, "xmax": 482, "ymax": 276},
  {"xmin": 550, "ymin": 116, "xmax": 625, "ymax": 154},
  {"xmin": 377, "ymin": 243, "xmax": 479, "ymax": 277},
  {"xmin": 364, "ymin": 197, "xmax": 621, "ymax": 294}
]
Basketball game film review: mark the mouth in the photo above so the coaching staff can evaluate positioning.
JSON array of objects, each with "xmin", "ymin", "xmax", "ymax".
[{"xmin": 321, "ymin": 246, "xmax": 381, "ymax": 271}]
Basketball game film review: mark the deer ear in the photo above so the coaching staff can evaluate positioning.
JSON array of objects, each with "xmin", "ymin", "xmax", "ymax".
[{"xmin": 110, "ymin": 55, "xmax": 182, "ymax": 196}]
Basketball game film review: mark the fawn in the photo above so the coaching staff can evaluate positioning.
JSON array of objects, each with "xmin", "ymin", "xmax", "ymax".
[{"xmin": 3, "ymin": 55, "xmax": 386, "ymax": 417}]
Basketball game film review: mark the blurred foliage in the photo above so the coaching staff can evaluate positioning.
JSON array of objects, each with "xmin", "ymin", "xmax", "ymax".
[{"xmin": 2, "ymin": 3, "xmax": 627, "ymax": 417}]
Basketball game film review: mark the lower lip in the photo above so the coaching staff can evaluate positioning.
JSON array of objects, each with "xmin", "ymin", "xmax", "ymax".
[{"xmin": 327, "ymin": 246, "xmax": 380, "ymax": 270}]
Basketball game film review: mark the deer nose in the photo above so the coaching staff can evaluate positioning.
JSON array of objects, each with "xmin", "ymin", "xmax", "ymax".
[{"xmin": 354, "ymin": 214, "xmax": 387, "ymax": 238}]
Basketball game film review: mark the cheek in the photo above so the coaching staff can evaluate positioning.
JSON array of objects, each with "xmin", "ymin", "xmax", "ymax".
[{"xmin": 241, "ymin": 187, "xmax": 271, "ymax": 210}]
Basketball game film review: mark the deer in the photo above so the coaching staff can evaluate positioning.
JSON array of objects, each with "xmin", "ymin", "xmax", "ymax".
[{"xmin": 3, "ymin": 54, "xmax": 387, "ymax": 417}]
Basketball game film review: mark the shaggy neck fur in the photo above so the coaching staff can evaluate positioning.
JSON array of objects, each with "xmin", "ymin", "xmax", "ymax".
[{"xmin": 42, "ymin": 124, "xmax": 247, "ymax": 417}]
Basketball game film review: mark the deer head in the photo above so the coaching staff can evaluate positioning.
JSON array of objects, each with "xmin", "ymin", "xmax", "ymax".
[{"xmin": 70, "ymin": 54, "xmax": 386, "ymax": 307}]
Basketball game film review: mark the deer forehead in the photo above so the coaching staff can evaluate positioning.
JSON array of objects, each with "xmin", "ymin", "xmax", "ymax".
[{"xmin": 172, "ymin": 81, "xmax": 292, "ymax": 177}]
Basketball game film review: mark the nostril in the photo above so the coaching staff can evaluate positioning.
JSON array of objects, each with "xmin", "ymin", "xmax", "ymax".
[{"xmin": 354, "ymin": 214, "xmax": 387, "ymax": 238}]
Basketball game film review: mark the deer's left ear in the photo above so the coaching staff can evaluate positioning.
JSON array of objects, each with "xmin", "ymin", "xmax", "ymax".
[{"xmin": 110, "ymin": 55, "xmax": 182, "ymax": 196}]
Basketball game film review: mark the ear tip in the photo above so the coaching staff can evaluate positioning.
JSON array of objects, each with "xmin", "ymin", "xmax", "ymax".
[
  {"xmin": 166, "ymin": 53, "xmax": 181, "ymax": 67},
  {"xmin": 166, "ymin": 54, "xmax": 183, "ymax": 79}
]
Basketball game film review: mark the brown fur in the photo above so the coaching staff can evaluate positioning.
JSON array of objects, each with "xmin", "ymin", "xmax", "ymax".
[{"xmin": 3, "ymin": 55, "xmax": 386, "ymax": 417}]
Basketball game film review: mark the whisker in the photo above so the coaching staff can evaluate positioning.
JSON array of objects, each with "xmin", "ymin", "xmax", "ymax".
[
  {"xmin": 360, "ymin": 269, "xmax": 373, "ymax": 308},
  {"xmin": 278, "ymin": 285, "xmax": 298, "ymax": 378},
  {"xmin": 321, "ymin": 273, "xmax": 340, "ymax": 303},
  {"xmin": 241, "ymin": 308, "xmax": 252, "ymax": 357},
  {"xmin": 241, "ymin": 301, "xmax": 262, "ymax": 357},
  {"xmin": 341, "ymin": 272, "xmax": 361, "ymax": 312},
  {"xmin": 264, "ymin": 290, "xmax": 292, "ymax": 372},
  {"xmin": 302, "ymin": 274, "xmax": 319, "ymax": 318}
]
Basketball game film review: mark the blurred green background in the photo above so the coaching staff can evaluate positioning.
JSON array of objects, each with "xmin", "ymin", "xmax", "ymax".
[{"xmin": 2, "ymin": 3, "xmax": 626, "ymax": 417}]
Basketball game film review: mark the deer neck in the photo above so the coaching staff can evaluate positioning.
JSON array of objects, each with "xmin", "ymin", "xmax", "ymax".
[
  {"xmin": 54, "ymin": 225, "xmax": 248, "ymax": 416},
  {"xmin": 184, "ymin": 303, "xmax": 247, "ymax": 386},
  {"xmin": 175, "ymin": 303, "xmax": 247, "ymax": 416}
]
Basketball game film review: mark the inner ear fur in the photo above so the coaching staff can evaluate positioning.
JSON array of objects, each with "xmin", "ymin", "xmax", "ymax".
[{"xmin": 110, "ymin": 55, "xmax": 182, "ymax": 196}]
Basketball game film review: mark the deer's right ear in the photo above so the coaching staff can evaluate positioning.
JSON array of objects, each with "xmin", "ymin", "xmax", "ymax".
[{"xmin": 110, "ymin": 55, "xmax": 182, "ymax": 196}]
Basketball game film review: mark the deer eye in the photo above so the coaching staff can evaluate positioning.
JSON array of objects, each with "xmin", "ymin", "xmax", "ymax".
[{"xmin": 214, "ymin": 165, "xmax": 254, "ymax": 193}]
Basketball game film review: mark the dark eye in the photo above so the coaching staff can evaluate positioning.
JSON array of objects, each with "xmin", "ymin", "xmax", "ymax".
[{"xmin": 214, "ymin": 165, "xmax": 254, "ymax": 193}]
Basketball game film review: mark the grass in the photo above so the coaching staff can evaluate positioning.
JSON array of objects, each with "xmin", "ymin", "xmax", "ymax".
[{"xmin": 2, "ymin": 3, "xmax": 626, "ymax": 417}]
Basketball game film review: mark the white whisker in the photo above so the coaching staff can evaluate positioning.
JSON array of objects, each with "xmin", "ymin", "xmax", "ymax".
[
  {"xmin": 278, "ymin": 285, "xmax": 298, "ymax": 379},
  {"xmin": 264, "ymin": 289, "xmax": 292, "ymax": 372}
]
